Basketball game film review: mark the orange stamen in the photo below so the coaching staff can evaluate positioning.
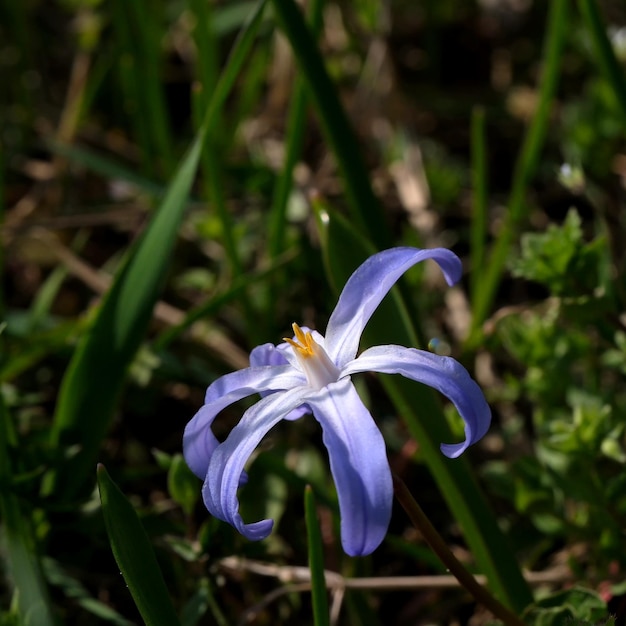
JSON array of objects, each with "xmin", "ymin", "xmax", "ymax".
[{"xmin": 284, "ymin": 323, "xmax": 316, "ymax": 358}]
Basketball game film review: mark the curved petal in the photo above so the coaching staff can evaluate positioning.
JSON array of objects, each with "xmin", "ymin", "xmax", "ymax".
[
  {"xmin": 250, "ymin": 343, "xmax": 311, "ymax": 421},
  {"xmin": 249, "ymin": 342, "xmax": 290, "ymax": 368},
  {"xmin": 250, "ymin": 328, "xmax": 326, "ymax": 371},
  {"xmin": 307, "ymin": 378, "xmax": 393, "ymax": 556},
  {"xmin": 203, "ymin": 387, "xmax": 310, "ymax": 541},
  {"xmin": 325, "ymin": 247, "xmax": 462, "ymax": 367},
  {"xmin": 183, "ymin": 365, "xmax": 306, "ymax": 478},
  {"xmin": 342, "ymin": 345, "xmax": 491, "ymax": 457}
]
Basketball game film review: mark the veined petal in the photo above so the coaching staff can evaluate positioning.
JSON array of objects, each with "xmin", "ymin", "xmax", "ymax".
[
  {"xmin": 250, "ymin": 343, "xmax": 311, "ymax": 421},
  {"xmin": 183, "ymin": 365, "xmax": 306, "ymax": 478},
  {"xmin": 204, "ymin": 362, "xmax": 305, "ymax": 403},
  {"xmin": 342, "ymin": 345, "xmax": 491, "ymax": 457},
  {"xmin": 203, "ymin": 387, "xmax": 310, "ymax": 541},
  {"xmin": 325, "ymin": 247, "xmax": 462, "ymax": 366},
  {"xmin": 307, "ymin": 378, "xmax": 392, "ymax": 556},
  {"xmin": 249, "ymin": 342, "xmax": 291, "ymax": 368}
]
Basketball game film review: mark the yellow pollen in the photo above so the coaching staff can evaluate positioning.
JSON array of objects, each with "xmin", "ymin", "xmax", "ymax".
[{"xmin": 284, "ymin": 323, "xmax": 316, "ymax": 358}]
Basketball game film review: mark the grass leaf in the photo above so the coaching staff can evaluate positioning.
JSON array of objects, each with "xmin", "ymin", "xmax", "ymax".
[
  {"xmin": 48, "ymin": 129, "xmax": 205, "ymax": 497},
  {"xmin": 97, "ymin": 464, "xmax": 182, "ymax": 626},
  {"xmin": 0, "ymin": 394, "xmax": 55, "ymax": 626},
  {"xmin": 304, "ymin": 486, "xmax": 330, "ymax": 626},
  {"xmin": 270, "ymin": 0, "xmax": 390, "ymax": 249}
]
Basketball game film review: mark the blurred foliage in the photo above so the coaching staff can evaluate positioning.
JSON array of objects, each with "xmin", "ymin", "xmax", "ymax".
[
  {"xmin": 2, "ymin": 0, "xmax": 626, "ymax": 623},
  {"xmin": 485, "ymin": 206, "xmax": 626, "ymax": 577}
]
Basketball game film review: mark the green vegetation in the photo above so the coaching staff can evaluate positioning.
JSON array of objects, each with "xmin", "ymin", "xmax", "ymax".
[{"xmin": 2, "ymin": 0, "xmax": 626, "ymax": 623}]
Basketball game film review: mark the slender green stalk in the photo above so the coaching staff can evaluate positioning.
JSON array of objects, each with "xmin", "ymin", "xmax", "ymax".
[
  {"xmin": 0, "ymin": 145, "xmax": 4, "ymax": 322},
  {"xmin": 191, "ymin": 0, "xmax": 269, "ymax": 343},
  {"xmin": 393, "ymin": 474, "xmax": 526, "ymax": 626},
  {"xmin": 202, "ymin": 0, "xmax": 269, "ymax": 140},
  {"xmin": 470, "ymin": 106, "xmax": 488, "ymax": 302},
  {"xmin": 270, "ymin": 0, "xmax": 390, "ymax": 249},
  {"xmin": 0, "ymin": 396, "xmax": 55, "ymax": 626},
  {"xmin": 468, "ymin": 0, "xmax": 568, "ymax": 345},
  {"xmin": 128, "ymin": 0, "xmax": 174, "ymax": 173},
  {"xmin": 304, "ymin": 486, "xmax": 330, "ymax": 626},
  {"xmin": 112, "ymin": 1, "xmax": 155, "ymax": 177},
  {"xmin": 154, "ymin": 249, "xmax": 295, "ymax": 350},
  {"xmin": 189, "ymin": 0, "xmax": 243, "ymax": 277},
  {"xmin": 578, "ymin": 0, "xmax": 626, "ymax": 124},
  {"xmin": 268, "ymin": 0, "xmax": 324, "ymax": 260},
  {"xmin": 112, "ymin": 0, "xmax": 173, "ymax": 176}
]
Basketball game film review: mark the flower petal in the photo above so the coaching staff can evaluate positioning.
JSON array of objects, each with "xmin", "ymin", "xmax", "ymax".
[
  {"xmin": 342, "ymin": 345, "xmax": 491, "ymax": 457},
  {"xmin": 249, "ymin": 342, "xmax": 291, "ymax": 368},
  {"xmin": 250, "ymin": 343, "xmax": 310, "ymax": 421},
  {"xmin": 203, "ymin": 387, "xmax": 310, "ymax": 541},
  {"xmin": 183, "ymin": 365, "xmax": 306, "ymax": 478},
  {"xmin": 325, "ymin": 247, "xmax": 462, "ymax": 366},
  {"xmin": 307, "ymin": 378, "xmax": 393, "ymax": 556}
]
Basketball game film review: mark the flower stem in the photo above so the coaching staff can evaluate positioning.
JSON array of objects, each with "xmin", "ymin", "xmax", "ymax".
[{"xmin": 392, "ymin": 474, "xmax": 526, "ymax": 626}]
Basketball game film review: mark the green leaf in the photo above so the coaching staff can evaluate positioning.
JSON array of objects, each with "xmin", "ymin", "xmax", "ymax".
[
  {"xmin": 270, "ymin": 0, "xmax": 390, "ymax": 250},
  {"xmin": 510, "ymin": 209, "xmax": 604, "ymax": 295},
  {"xmin": 168, "ymin": 454, "xmax": 200, "ymax": 517},
  {"xmin": 47, "ymin": 141, "xmax": 164, "ymax": 198},
  {"xmin": 111, "ymin": 0, "xmax": 173, "ymax": 176},
  {"xmin": 267, "ymin": 0, "xmax": 324, "ymax": 260},
  {"xmin": 97, "ymin": 464, "xmax": 182, "ymax": 626},
  {"xmin": 0, "ymin": 394, "xmax": 55, "ymax": 626},
  {"xmin": 48, "ymin": 126, "xmax": 205, "ymax": 498},
  {"xmin": 48, "ymin": 0, "xmax": 269, "ymax": 498},
  {"xmin": 578, "ymin": 0, "xmax": 626, "ymax": 126},
  {"xmin": 470, "ymin": 106, "xmax": 488, "ymax": 302},
  {"xmin": 43, "ymin": 557, "xmax": 134, "ymax": 626},
  {"xmin": 180, "ymin": 578, "xmax": 228, "ymax": 626},
  {"xmin": 523, "ymin": 586, "xmax": 608, "ymax": 625},
  {"xmin": 469, "ymin": 0, "xmax": 569, "ymax": 343},
  {"xmin": 304, "ymin": 486, "xmax": 330, "ymax": 626}
]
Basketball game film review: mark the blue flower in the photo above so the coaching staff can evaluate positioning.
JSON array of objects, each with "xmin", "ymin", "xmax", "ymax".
[{"xmin": 183, "ymin": 247, "xmax": 491, "ymax": 556}]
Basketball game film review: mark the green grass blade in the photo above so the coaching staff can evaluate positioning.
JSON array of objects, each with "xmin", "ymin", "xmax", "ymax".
[
  {"xmin": 0, "ymin": 143, "xmax": 5, "ymax": 321},
  {"xmin": 192, "ymin": 0, "xmax": 269, "ymax": 342},
  {"xmin": 154, "ymin": 249, "xmax": 296, "ymax": 350},
  {"xmin": 49, "ymin": 4, "xmax": 269, "ymax": 498},
  {"xmin": 97, "ymin": 465, "xmax": 182, "ymax": 626},
  {"xmin": 193, "ymin": 0, "xmax": 268, "ymax": 280},
  {"xmin": 49, "ymin": 129, "xmax": 205, "ymax": 497},
  {"xmin": 315, "ymin": 205, "xmax": 533, "ymax": 612},
  {"xmin": 189, "ymin": 0, "xmax": 242, "ymax": 277},
  {"xmin": 0, "ymin": 395, "xmax": 55, "ymax": 626},
  {"xmin": 0, "ymin": 320, "xmax": 83, "ymax": 383},
  {"xmin": 470, "ymin": 106, "xmax": 488, "ymax": 302},
  {"xmin": 578, "ymin": 0, "xmax": 626, "ymax": 124},
  {"xmin": 204, "ymin": 0, "xmax": 269, "ymax": 138},
  {"xmin": 47, "ymin": 141, "xmax": 164, "ymax": 197},
  {"xmin": 304, "ymin": 486, "xmax": 330, "ymax": 626},
  {"xmin": 270, "ymin": 0, "xmax": 390, "ymax": 249},
  {"xmin": 112, "ymin": 3, "xmax": 154, "ymax": 178},
  {"xmin": 26, "ymin": 232, "xmax": 89, "ymax": 333},
  {"xmin": 268, "ymin": 0, "xmax": 324, "ymax": 259},
  {"xmin": 112, "ymin": 0, "xmax": 173, "ymax": 176},
  {"xmin": 469, "ymin": 0, "xmax": 568, "ymax": 344}
]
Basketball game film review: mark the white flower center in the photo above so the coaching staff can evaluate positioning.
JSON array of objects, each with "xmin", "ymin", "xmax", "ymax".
[{"xmin": 284, "ymin": 323, "xmax": 340, "ymax": 390}]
